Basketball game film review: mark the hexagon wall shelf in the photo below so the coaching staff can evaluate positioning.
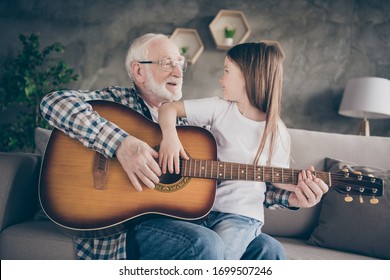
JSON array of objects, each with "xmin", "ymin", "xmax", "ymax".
[
  {"xmin": 209, "ymin": 10, "xmax": 251, "ymax": 50},
  {"xmin": 170, "ymin": 28, "xmax": 204, "ymax": 64}
]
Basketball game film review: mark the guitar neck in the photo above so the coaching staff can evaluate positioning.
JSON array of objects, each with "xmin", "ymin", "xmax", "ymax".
[{"xmin": 181, "ymin": 159, "xmax": 331, "ymax": 185}]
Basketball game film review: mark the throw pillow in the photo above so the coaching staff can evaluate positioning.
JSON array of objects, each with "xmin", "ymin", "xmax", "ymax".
[{"xmin": 308, "ymin": 157, "xmax": 390, "ymax": 259}]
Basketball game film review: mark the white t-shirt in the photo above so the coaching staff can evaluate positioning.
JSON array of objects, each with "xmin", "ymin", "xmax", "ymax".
[{"xmin": 184, "ymin": 97, "xmax": 290, "ymax": 222}]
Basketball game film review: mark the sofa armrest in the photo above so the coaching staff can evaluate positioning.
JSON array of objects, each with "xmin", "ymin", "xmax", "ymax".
[{"xmin": 0, "ymin": 152, "xmax": 41, "ymax": 232}]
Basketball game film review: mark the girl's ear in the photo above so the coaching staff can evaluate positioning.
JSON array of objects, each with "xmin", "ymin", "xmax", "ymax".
[{"xmin": 131, "ymin": 62, "xmax": 146, "ymax": 83}]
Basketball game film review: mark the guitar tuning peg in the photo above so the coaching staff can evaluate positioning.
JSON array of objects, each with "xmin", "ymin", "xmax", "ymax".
[
  {"xmin": 342, "ymin": 167, "xmax": 350, "ymax": 178},
  {"xmin": 370, "ymin": 197, "xmax": 379, "ymax": 205},
  {"xmin": 353, "ymin": 171, "xmax": 363, "ymax": 180},
  {"xmin": 344, "ymin": 195, "xmax": 353, "ymax": 203},
  {"xmin": 368, "ymin": 174, "xmax": 376, "ymax": 183}
]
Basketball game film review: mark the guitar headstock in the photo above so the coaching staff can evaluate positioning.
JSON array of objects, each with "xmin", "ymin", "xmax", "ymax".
[{"xmin": 330, "ymin": 169, "xmax": 384, "ymax": 204}]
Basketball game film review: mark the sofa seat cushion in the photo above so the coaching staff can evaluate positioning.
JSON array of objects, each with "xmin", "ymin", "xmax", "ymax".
[
  {"xmin": 0, "ymin": 220, "xmax": 75, "ymax": 260},
  {"xmin": 275, "ymin": 237, "xmax": 377, "ymax": 260}
]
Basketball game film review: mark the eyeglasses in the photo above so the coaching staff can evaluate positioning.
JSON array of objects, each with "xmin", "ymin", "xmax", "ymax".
[{"xmin": 138, "ymin": 58, "xmax": 188, "ymax": 72}]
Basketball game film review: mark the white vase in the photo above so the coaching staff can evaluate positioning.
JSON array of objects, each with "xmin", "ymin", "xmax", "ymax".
[{"xmin": 224, "ymin": 37, "xmax": 234, "ymax": 46}]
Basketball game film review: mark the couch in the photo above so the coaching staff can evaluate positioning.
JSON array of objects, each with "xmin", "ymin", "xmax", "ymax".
[{"xmin": 1, "ymin": 127, "xmax": 389, "ymax": 260}]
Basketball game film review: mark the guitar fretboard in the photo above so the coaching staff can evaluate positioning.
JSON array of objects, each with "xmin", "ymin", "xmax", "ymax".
[{"xmin": 181, "ymin": 159, "xmax": 331, "ymax": 185}]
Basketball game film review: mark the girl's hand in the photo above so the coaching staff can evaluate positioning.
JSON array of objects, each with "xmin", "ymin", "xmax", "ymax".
[
  {"xmin": 287, "ymin": 166, "xmax": 329, "ymax": 208},
  {"xmin": 158, "ymin": 133, "xmax": 189, "ymax": 174}
]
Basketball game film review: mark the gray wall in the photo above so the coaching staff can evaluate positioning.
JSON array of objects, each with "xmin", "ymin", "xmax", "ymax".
[{"xmin": 1, "ymin": 0, "xmax": 389, "ymax": 136}]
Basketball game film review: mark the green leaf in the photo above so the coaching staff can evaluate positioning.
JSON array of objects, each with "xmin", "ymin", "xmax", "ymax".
[{"xmin": 0, "ymin": 32, "xmax": 79, "ymax": 152}]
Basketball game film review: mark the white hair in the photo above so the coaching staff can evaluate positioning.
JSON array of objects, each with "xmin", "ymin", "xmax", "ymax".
[{"xmin": 125, "ymin": 33, "xmax": 168, "ymax": 81}]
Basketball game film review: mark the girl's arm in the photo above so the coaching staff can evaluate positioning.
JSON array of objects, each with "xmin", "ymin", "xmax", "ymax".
[{"xmin": 158, "ymin": 101, "xmax": 189, "ymax": 174}]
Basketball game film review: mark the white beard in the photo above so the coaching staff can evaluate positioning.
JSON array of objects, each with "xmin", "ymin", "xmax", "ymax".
[{"xmin": 145, "ymin": 69, "xmax": 183, "ymax": 102}]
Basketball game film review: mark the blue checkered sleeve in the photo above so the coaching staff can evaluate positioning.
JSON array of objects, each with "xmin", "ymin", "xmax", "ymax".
[
  {"xmin": 264, "ymin": 183, "xmax": 294, "ymax": 209},
  {"xmin": 40, "ymin": 86, "xmax": 141, "ymax": 157}
]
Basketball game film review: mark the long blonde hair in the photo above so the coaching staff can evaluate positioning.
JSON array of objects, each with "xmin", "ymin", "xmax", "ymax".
[{"xmin": 227, "ymin": 41, "xmax": 285, "ymax": 165}]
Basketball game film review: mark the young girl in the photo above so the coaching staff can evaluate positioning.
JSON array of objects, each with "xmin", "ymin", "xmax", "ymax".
[{"xmin": 158, "ymin": 41, "xmax": 327, "ymax": 259}]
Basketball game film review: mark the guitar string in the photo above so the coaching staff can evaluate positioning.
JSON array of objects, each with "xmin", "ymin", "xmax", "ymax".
[
  {"xmin": 178, "ymin": 159, "xmax": 381, "ymax": 193},
  {"xmin": 179, "ymin": 159, "xmax": 378, "ymax": 181}
]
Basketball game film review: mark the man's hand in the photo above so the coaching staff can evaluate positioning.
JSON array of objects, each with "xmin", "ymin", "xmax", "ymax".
[
  {"xmin": 287, "ymin": 166, "xmax": 329, "ymax": 208},
  {"xmin": 116, "ymin": 135, "xmax": 161, "ymax": 192}
]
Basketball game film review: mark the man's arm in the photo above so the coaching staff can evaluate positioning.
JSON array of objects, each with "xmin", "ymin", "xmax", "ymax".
[
  {"xmin": 40, "ymin": 88, "xmax": 128, "ymax": 157},
  {"xmin": 40, "ymin": 88, "xmax": 161, "ymax": 191}
]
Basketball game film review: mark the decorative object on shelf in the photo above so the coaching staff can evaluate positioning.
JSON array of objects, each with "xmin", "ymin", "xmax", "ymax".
[
  {"xmin": 170, "ymin": 28, "xmax": 204, "ymax": 65},
  {"xmin": 224, "ymin": 24, "xmax": 236, "ymax": 46},
  {"xmin": 339, "ymin": 77, "xmax": 390, "ymax": 136},
  {"xmin": 180, "ymin": 46, "xmax": 189, "ymax": 58},
  {"xmin": 209, "ymin": 9, "xmax": 251, "ymax": 50}
]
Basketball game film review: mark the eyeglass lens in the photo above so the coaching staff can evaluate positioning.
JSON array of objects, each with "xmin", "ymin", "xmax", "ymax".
[{"xmin": 162, "ymin": 59, "xmax": 187, "ymax": 72}]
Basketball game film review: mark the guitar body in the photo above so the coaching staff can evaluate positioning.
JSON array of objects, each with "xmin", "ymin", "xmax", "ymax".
[{"xmin": 39, "ymin": 101, "xmax": 217, "ymax": 238}]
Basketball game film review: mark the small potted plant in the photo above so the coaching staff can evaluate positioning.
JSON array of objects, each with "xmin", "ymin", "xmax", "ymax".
[
  {"xmin": 180, "ymin": 46, "xmax": 189, "ymax": 58},
  {"xmin": 224, "ymin": 24, "xmax": 236, "ymax": 46}
]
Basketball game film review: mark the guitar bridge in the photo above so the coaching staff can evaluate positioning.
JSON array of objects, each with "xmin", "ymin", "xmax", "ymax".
[{"xmin": 93, "ymin": 152, "xmax": 109, "ymax": 190}]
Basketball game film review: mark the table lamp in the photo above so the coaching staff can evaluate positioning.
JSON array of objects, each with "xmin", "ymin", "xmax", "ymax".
[{"xmin": 339, "ymin": 77, "xmax": 390, "ymax": 136}]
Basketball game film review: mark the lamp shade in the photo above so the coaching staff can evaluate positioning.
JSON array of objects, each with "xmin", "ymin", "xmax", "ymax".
[{"xmin": 339, "ymin": 77, "xmax": 390, "ymax": 119}]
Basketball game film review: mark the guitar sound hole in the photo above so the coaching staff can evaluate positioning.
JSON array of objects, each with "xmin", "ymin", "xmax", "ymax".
[{"xmin": 159, "ymin": 172, "xmax": 183, "ymax": 184}]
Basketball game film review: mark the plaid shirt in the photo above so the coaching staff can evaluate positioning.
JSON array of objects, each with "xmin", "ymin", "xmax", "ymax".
[{"xmin": 40, "ymin": 85, "xmax": 292, "ymax": 260}]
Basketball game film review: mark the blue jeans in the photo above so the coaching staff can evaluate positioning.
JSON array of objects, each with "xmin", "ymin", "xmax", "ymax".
[
  {"xmin": 202, "ymin": 211, "xmax": 263, "ymax": 259},
  {"xmin": 134, "ymin": 214, "xmax": 286, "ymax": 260}
]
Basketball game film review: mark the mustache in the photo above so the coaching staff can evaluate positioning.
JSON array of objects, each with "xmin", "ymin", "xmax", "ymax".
[{"xmin": 166, "ymin": 78, "xmax": 182, "ymax": 85}]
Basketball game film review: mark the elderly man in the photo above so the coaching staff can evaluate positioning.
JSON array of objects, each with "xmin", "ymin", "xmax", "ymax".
[{"xmin": 40, "ymin": 33, "xmax": 326, "ymax": 259}]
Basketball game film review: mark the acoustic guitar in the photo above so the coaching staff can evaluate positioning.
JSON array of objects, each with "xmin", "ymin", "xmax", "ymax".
[{"xmin": 39, "ymin": 100, "xmax": 384, "ymax": 238}]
